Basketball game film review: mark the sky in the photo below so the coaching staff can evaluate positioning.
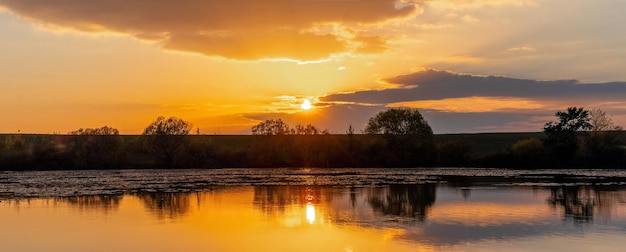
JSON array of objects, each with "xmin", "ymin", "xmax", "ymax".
[{"xmin": 1, "ymin": 0, "xmax": 626, "ymax": 134}]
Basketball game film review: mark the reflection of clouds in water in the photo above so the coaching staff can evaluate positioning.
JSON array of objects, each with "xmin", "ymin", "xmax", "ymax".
[{"xmin": 400, "ymin": 222, "xmax": 571, "ymax": 246}]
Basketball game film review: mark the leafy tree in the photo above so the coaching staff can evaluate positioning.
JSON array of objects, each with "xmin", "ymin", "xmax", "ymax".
[
  {"xmin": 544, "ymin": 107, "xmax": 592, "ymax": 133},
  {"xmin": 251, "ymin": 119, "xmax": 290, "ymax": 135},
  {"xmin": 142, "ymin": 116, "xmax": 193, "ymax": 167},
  {"xmin": 543, "ymin": 107, "xmax": 592, "ymax": 162},
  {"xmin": 365, "ymin": 108, "xmax": 433, "ymax": 137},
  {"xmin": 364, "ymin": 108, "xmax": 434, "ymax": 166}
]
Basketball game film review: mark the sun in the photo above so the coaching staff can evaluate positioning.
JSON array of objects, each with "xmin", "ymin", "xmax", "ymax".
[{"xmin": 301, "ymin": 99, "xmax": 313, "ymax": 110}]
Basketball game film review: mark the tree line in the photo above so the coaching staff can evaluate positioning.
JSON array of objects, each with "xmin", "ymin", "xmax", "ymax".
[{"xmin": 0, "ymin": 107, "xmax": 624, "ymax": 170}]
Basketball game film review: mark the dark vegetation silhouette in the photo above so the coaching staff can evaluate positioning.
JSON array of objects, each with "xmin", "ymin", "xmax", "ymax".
[
  {"xmin": 142, "ymin": 116, "xmax": 193, "ymax": 168},
  {"xmin": 0, "ymin": 107, "xmax": 624, "ymax": 170},
  {"xmin": 364, "ymin": 108, "xmax": 435, "ymax": 167}
]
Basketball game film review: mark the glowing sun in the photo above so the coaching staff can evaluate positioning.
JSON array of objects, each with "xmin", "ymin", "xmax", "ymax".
[{"xmin": 301, "ymin": 99, "xmax": 313, "ymax": 110}]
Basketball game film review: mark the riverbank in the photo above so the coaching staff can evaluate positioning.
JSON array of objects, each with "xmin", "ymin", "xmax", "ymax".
[{"xmin": 1, "ymin": 132, "xmax": 624, "ymax": 170}]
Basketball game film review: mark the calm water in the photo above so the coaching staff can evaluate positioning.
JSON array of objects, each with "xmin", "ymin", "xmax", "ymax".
[{"xmin": 1, "ymin": 168, "xmax": 626, "ymax": 251}]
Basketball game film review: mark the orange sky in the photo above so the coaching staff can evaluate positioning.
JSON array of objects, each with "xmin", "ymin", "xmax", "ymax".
[{"xmin": 1, "ymin": 0, "xmax": 626, "ymax": 134}]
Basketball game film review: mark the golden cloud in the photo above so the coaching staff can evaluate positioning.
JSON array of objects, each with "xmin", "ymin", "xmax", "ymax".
[
  {"xmin": 0, "ymin": 0, "xmax": 421, "ymax": 61},
  {"xmin": 388, "ymin": 96, "xmax": 543, "ymax": 112}
]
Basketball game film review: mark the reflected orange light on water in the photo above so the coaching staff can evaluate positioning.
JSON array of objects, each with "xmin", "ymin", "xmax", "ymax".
[
  {"xmin": 306, "ymin": 203, "xmax": 316, "ymax": 224},
  {"xmin": 0, "ymin": 187, "xmax": 429, "ymax": 251},
  {"xmin": 5, "ymin": 185, "xmax": 624, "ymax": 251}
]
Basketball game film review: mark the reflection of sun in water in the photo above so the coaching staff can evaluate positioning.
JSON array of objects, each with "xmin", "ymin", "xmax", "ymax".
[
  {"xmin": 306, "ymin": 203, "xmax": 316, "ymax": 224},
  {"xmin": 301, "ymin": 99, "xmax": 313, "ymax": 110}
]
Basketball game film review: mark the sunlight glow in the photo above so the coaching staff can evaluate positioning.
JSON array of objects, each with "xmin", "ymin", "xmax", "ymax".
[
  {"xmin": 306, "ymin": 203, "xmax": 316, "ymax": 224},
  {"xmin": 301, "ymin": 99, "xmax": 313, "ymax": 110}
]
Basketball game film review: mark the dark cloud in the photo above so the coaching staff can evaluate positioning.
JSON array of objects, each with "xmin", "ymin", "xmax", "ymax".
[
  {"xmin": 307, "ymin": 69, "xmax": 626, "ymax": 133},
  {"xmin": 0, "ymin": 0, "xmax": 419, "ymax": 60},
  {"xmin": 321, "ymin": 69, "xmax": 626, "ymax": 104}
]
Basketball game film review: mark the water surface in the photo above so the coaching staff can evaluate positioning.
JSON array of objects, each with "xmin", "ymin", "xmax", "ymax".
[{"xmin": 1, "ymin": 168, "xmax": 626, "ymax": 251}]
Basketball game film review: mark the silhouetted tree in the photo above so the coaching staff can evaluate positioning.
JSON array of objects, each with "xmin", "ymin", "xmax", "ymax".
[
  {"xmin": 543, "ymin": 107, "xmax": 592, "ymax": 163},
  {"xmin": 579, "ymin": 108, "xmax": 624, "ymax": 166},
  {"xmin": 143, "ymin": 116, "xmax": 193, "ymax": 135},
  {"xmin": 364, "ymin": 108, "xmax": 433, "ymax": 138},
  {"xmin": 346, "ymin": 124, "xmax": 355, "ymax": 135},
  {"xmin": 251, "ymin": 119, "xmax": 291, "ymax": 135},
  {"xmin": 142, "ymin": 116, "xmax": 193, "ymax": 167},
  {"xmin": 293, "ymin": 124, "xmax": 328, "ymax": 135},
  {"xmin": 69, "ymin": 126, "xmax": 122, "ymax": 169},
  {"xmin": 70, "ymin": 126, "xmax": 119, "ymax": 135},
  {"xmin": 364, "ymin": 108, "xmax": 434, "ymax": 166}
]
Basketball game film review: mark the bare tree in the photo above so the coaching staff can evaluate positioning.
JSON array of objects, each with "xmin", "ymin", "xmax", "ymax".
[
  {"xmin": 251, "ymin": 119, "xmax": 290, "ymax": 135},
  {"xmin": 589, "ymin": 108, "xmax": 623, "ymax": 132},
  {"xmin": 143, "ymin": 116, "xmax": 192, "ymax": 135},
  {"xmin": 69, "ymin": 126, "xmax": 122, "ymax": 168},
  {"xmin": 71, "ymin": 126, "xmax": 119, "ymax": 135}
]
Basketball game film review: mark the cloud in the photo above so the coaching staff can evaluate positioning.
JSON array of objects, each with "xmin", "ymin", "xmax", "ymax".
[
  {"xmin": 389, "ymin": 96, "xmax": 543, "ymax": 112},
  {"xmin": 314, "ymin": 69, "xmax": 626, "ymax": 133},
  {"xmin": 321, "ymin": 69, "xmax": 626, "ymax": 104},
  {"xmin": 508, "ymin": 46, "xmax": 536, "ymax": 52},
  {"xmin": 239, "ymin": 68, "xmax": 626, "ymax": 133},
  {"xmin": 0, "ymin": 0, "xmax": 420, "ymax": 61}
]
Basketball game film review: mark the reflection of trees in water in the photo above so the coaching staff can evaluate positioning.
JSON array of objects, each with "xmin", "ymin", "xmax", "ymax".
[
  {"xmin": 55, "ymin": 194, "xmax": 123, "ymax": 214},
  {"xmin": 367, "ymin": 184, "xmax": 437, "ymax": 222},
  {"xmin": 136, "ymin": 192, "xmax": 193, "ymax": 219},
  {"xmin": 547, "ymin": 186, "xmax": 626, "ymax": 223},
  {"xmin": 253, "ymin": 186, "xmax": 326, "ymax": 214}
]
